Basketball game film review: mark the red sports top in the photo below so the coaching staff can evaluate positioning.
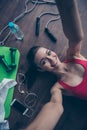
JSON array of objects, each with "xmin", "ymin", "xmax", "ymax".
[{"xmin": 58, "ymin": 58, "xmax": 87, "ymax": 100}]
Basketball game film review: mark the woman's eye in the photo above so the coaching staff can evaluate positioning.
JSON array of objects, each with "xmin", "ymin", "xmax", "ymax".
[
  {"xmin": 48, "ymin": 50, "xmax": 51, "ymax": 55},
  {"xmin": 41, "ymin": 60, "xmax": 46, "ymax": 65}
]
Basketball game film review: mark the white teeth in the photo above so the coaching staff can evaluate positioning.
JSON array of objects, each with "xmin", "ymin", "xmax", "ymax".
[{"xmin": 52, "ymin": 62, "xmax": 57, "ymax": 67}]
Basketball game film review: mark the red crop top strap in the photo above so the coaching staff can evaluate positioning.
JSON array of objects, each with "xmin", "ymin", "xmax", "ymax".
[
  {"xmin": 64, "ymin": 58, "xmax": 87, "ymax": 68},
  {"xmin": 58, "ymin": 58, "xmax": 87, "ymax": 92}
]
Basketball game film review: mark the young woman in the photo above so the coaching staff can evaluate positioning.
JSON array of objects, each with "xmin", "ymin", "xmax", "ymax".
[{"xmin": 26, "ymin": 0, "xmax": 85, "ymax": 130}]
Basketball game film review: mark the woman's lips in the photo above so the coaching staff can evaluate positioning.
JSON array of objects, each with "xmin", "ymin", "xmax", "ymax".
[
  {"xmin": 51, "ymin": 56, "xmax": 58, "ymax": 68},
  {"xmin": 51, "ymin": 62, "xmax": 58, "ymax": 67}
]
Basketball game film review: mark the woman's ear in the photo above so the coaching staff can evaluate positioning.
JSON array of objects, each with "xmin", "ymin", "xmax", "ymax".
[{"xmin": 37, "ymin": 67, "xmax": 45, "ymax": 72}]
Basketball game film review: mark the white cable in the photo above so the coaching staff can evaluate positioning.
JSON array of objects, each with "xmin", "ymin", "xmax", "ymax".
[
  {"xmin": 31, "ymin": 0, "xmax": 56, "ymax": 4},
  {"xmin": 39, "ymin": 12, "xmax": 59, "ymax": 18},
  {"xmin": 13, "ymin": 0, "xmax": 38, "ymax": 22},
  {"xmin": 0, "ymin": 0, "xmax": 38, "ymax": 45},
  {"xmin": 17, "ymin": 72, "xmax": 26, "ymax": 94},
  {"xmin": 24, "ymin": 92, "xmax": 38, "ymax": 108},
  {"xmin": 0, "ymin": 31, "xmax": 11, "ymax": 46},
  {"xmin": 17, "ymin": 72, "xmax": 38, "ymax": 109},
  {"xmin": 0, "ymin": 0, "xmax": 57, "ymax": 45},
  {"xmin": 0, "ymin": 25, "xmax": 8, "ymax": 35},
  {"xmin": 45, "ymin": 15, "xmax": 60, "ymax": 28}
]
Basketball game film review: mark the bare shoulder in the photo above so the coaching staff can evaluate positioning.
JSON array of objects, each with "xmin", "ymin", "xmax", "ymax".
[
  {"xmin": 73, "ymin": 54, "xmax": 87, "ymax": 60},
  {"xmin": 66, "ymin": 46, "xmax": 87, "ymax": 60},
  {"xmin": 67, "ymin": 50, "xmax": 87, "ymax": 60}
]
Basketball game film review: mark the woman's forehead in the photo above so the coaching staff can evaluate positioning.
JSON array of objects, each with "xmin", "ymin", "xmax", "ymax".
[
  {"xmin": 36, "ymin": 47, "xmax": 47, "ymax": 56},
  {"xmin": 34, "ymin": 47, "xmax": 47, "ymax": 62}
]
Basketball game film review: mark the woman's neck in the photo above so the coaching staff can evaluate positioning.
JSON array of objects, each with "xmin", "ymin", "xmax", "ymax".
[{"xmin": 53, "ymin": 62, "xmax": 69, "ymax": 78}]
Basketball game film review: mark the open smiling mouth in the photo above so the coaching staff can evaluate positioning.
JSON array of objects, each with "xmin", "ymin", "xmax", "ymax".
[
  {"xmin": 51, "ymin": 62, "xmax": 57, "ymax": 67},
  {"xmin": 51, "ymin": 56, "xmax": 58, "ymax": 67}
]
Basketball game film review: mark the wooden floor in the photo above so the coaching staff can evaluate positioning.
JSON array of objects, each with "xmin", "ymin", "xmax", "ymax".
[{"xmin": 1, "ymin": 0, "xmax": 87, "ymax": 130}]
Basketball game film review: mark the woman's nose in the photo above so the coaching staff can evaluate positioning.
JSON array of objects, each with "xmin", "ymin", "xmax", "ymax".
[
  {"xmin": 47, "ymin": 55, "xmax": 56, "ymax": 63},
  {"xmin": 47, "ymin": 55, "xmax": 53, "ymax": 60}
]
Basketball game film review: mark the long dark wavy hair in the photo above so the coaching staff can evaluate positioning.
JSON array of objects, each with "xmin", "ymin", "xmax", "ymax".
[
  {"xmin": 26, "ymin": 46, "xmax": 42, "ymax": 88},
  {"xmin": 27, "ymin": 45, "xmax": 41, "ymax": 68}
]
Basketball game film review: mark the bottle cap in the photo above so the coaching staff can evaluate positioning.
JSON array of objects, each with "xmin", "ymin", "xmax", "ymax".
[{"xmin": 8, "ymin": 22, "xmax": 14, "ymax": 27}]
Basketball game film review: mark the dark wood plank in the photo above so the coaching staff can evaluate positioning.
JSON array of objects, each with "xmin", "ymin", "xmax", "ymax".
[{"xmin": 0, "ymin": 0, "xmax": 87, "ymax": 130}]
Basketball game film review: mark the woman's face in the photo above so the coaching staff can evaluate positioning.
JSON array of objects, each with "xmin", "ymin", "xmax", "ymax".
[{"xmin": 34, "ymin": 47, "xmax": 61, "ymax": 72}]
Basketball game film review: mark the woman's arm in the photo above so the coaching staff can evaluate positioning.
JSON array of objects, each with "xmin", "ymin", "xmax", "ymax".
[
  {"xmin": 55, "ymin": 0, "xmax": 84, "ymax": 59},
  {"xmin": 25, "ymin": 83, "xmax": 63, "ymax": 130}
]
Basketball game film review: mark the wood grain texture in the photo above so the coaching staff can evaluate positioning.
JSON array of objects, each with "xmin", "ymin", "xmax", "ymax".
[{"xmin": 0, "ymin": 0, "xmax": 87, "ymax": 129}]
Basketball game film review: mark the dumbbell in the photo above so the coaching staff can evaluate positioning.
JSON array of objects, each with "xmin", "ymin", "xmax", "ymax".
[
  {"xmin": 9, "ymin": 48, "xmax": 17, "ymax": 68},
  {"xmin": 0, "ymin": 55, "xmax": 12, "ymax": 72}
]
